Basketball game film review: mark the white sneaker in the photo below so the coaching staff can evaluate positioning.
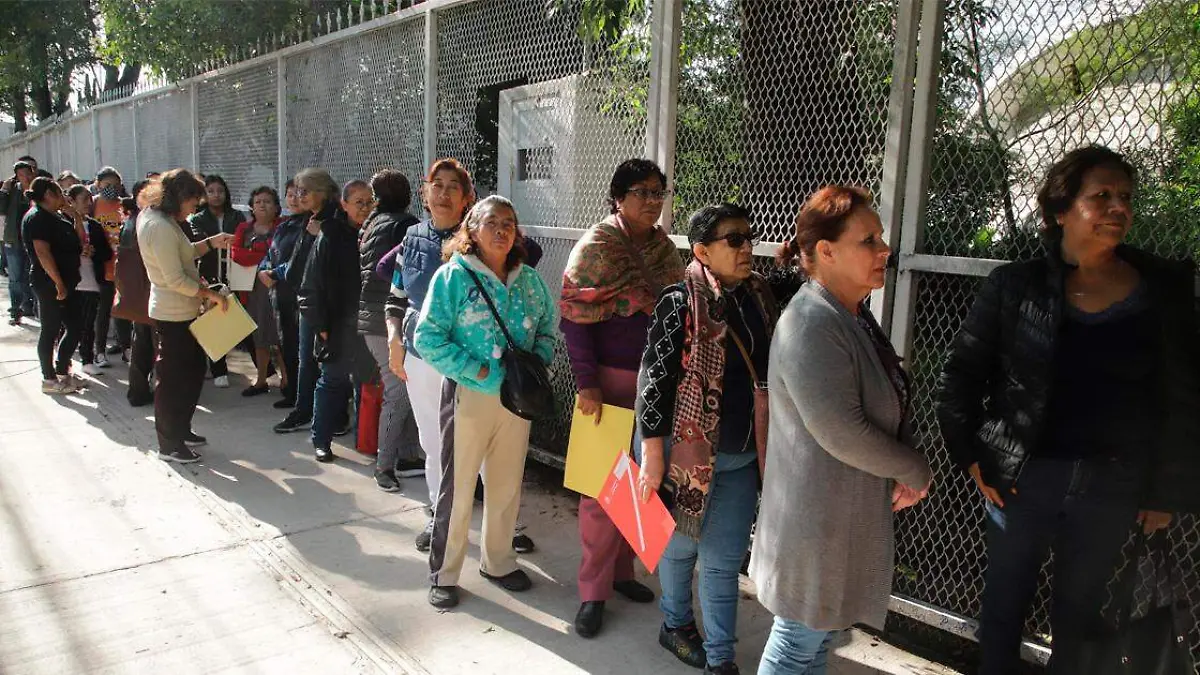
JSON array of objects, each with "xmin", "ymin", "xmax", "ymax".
[
  {"xmin": 82, "ymin": 362, "xmax": 103, "ymax": 375},
  {"xmin": 94, "ymin": 353, "xmax": 111, "ymax": 368},
  {"xmin": 214, "ymin": 375, "xmax": 230, "ymax": 388},
  {"xmin": 42, "ymin": 378, "xmax": 77, "ymax": 395}
]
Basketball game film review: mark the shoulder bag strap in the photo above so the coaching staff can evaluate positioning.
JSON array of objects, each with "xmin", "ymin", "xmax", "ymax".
[
  {"xmin": 727, "ymin": 329, "xmax": 761, "ymax": 384},
  {"xmin": 464, "ymin": 267, "xmax": 516, "ymax": 349}
]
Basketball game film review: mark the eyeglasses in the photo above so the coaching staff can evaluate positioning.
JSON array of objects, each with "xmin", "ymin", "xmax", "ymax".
[
  {"xmin": 626, "ymin": 187, "xmax": 672, "ymax": 201},
  {"xmin": 706, "ymin": 232, "xmax": 760, "ymax": 249},
  {"xmin": 295, "ymin": 188, "xmax": 310, "ymax": 197},
  {"xmin": 347, "ymin": 198, "xmax": 376, "ymax": 210}
]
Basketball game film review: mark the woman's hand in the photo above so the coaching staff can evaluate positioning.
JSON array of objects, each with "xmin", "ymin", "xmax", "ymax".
[
  {"xmin": 638, "ymin": 442, "xmax": 666, "ymax": 504},
  {"xmin": 199, "ymin": 287, "xmax": 229, "ymax": 312},
  {"xmin": 54, "ymin": 281, "xmax": 67, "ymax": 301},
  {"xmin": 206, "ymin": 233, "xmax": 235, "ymax": 250},
  {"xmin": 257, "ymin": 270, "xmax": 275, "ymax": 288},
  {"xmin": 1137, "ymin": 510, "xmax": 1172, "ymax": 534},
  {"xmin": 968, "ymin": 462, "xmax": 1007, "ymax": 508},
  {"xmin": 577, "ymin": 387, "xmax": 603, "ymax": 425},
  {"xmin": 388, "ymin": 337, "xmax": 408, "ymax": 382},
  {"xmin": 306, "ymin": 218, "xmax": 321, "ymax": 236},
  {"xmin": 892, "ymin": 482, "xmax": 929, "ymax": 512},
  {"xmin": 82, "ymin": 244, "xmax": 94, "ymax": 258},
  {"xmin": 476, "ymin": 363, "xmax": 490, "ymax": 381}
]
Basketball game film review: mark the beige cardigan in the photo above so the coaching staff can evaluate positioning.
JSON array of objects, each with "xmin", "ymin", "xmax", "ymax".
[{"xmin": 136, "ymin": 208, "xmax": 204, "ymax": 322}]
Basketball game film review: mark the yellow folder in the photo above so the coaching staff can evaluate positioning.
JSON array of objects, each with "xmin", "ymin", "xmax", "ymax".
[
  {"xmin": 189, "ymin": 293, "xmax": 257, "ymax": 362},
  {"xmin": 564, "ymin": 397, "xmax": 636, "ymax": 499}
]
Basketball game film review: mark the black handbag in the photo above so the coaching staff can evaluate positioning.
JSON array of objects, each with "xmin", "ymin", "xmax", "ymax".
[
  {"xmin": 1077, "ymin": 530, "xmax": 1195, "ymax": 675},
  {"xmin": 464, "ymin": 268, "xmax": 554, "ymax": 421}
]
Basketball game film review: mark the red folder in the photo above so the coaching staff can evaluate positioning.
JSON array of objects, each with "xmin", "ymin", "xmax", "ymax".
[{"xmin": 596, "ymin": 453, "xmax": 676, "ymax": 573}]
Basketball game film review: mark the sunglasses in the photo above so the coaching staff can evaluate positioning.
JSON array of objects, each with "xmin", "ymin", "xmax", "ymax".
[{"xmin": 706, "ymin": 232, "xmax": 760, "ymax": 249}]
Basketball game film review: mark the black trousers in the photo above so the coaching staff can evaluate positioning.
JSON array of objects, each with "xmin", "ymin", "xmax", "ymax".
[
  {"xmin": 277, "ymin": 295, "xmax": 299, "ymax": 401},
  {"xmin": 153, "ymin": 320, "xmax": 207, "ymax": 452},
  {"xmin": 76, "ymin": 290, "xmax": 100, "ymax": 364},
  {"xmin": 128, "ymin": 321, "xmax": 156, "ymax": 403},
  {"xmin": 33, "ymin": 282, "xmax": 83, "ymax": 381}
]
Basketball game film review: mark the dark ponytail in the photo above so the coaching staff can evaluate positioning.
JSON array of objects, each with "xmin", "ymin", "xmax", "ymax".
[{"xmin": 25, "ymin": 176, "xmax": 61, "ymax": 204}]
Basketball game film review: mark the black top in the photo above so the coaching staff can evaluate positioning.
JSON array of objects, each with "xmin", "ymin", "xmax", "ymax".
[
  {"xmin": 22, "ymin": 205, "xmax": 82, "ymax": 290},
  {"xmin": 1039, "ymin": 284, "xmax": 1158, "ymax": 461},
  {"xmin": 636, "ymin": 281, "xmax": 770, "ymax": 455},
  {"xmin": 298, "ymin": 204, "xmax": 360, "ymax": 340}
]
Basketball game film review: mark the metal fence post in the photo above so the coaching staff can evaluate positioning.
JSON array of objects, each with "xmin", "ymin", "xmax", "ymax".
[
  {"xmin": 644, "ymin": 0, "xmax": 682, "ymax": 232},
  {"xmin": 190, "ymin": 84, "xmax": 200, "ymax": 170},
  {"xmin": 130, "ymin": 103, "xmax": 141, "ymax": 180},
  {"xmin": 423, "ymin": 7, "xmax": 438, "ymax": 173},
  {"xmin": 888, "ymin": 0, "xmax": 947, "ymax": 360},
  {"xmin": 277, "ymin": 54, "xmax": 287, "ymax": 191},
  {"xmin": 871, "ymin": 0, "xmax": 921, "ymax": 329},
  {"xmin": 90, "ymin": 109, "xmax": 101, "ymax": 174}
]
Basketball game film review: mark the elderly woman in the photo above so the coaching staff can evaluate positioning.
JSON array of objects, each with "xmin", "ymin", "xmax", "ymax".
[
  {"xmin": 22, "ymin": 178, "xmax": 85, "ymax": 395},
  {"xmin": 937, "ymin": 146, "xmax": 1200, "ymax": 674},
  {"xmin": 260, "ymin": 180, "xmax": 309, "ymax": 409},
  {"xmin": 414, "ymin": 195, "xmax": 557, "ymax": 610},
  {"xmin": 357, "ymin": 169, "xmax": 423, "ymax": 491},
  {"xmin": 231, "ymin": 186, "xmax": 287, "ymax": 397},
  {"xmin": 274, "ymin": 169, "xmax": 343, "ymax": 434},
  {"xmin": 188, "ymin": 174, "xmax": 246, "ymax": 388},
  {"xmin": 634, "ymin": 203, "xmax": 777, "ymax": 674},
  {"xmin": 136, "ymin": 169, "xmax": 234, "ymax": 463},
  {"xmin": 751, "ymin": 186, "xmax": 932, "ymax": 675},
  {"xmin": 298, "ymin": 179, "xmax": 370, "ymax": 463},
  {"xmin": 559, "ymin": 158, "xmax": 685, "ymax": 638}
]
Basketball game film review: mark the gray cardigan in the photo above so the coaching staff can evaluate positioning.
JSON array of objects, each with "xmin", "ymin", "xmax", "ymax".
[{"xmin": 749, "ymin": 281, "xmax": 932, "ymax": 631}]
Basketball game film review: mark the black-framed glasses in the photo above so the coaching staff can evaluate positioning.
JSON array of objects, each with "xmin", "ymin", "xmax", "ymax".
[
  {"xmin": 707, "ymin": 232, "xmax": 760, "ymax": 248},
  {"xmin": 626, "ymin": 187, "xmax": 673, "ymax": 201}
]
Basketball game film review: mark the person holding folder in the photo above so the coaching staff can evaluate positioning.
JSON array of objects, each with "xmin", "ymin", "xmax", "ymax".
[
  {"xmin": 559, "ymin": 159, "xmax": 684, "ymax": 639},
  {"xmin": 634, "ymin": 204, "xmax": 779, "ymax": 675},
  {"xmin": 137, "ymin": 169, "xmax": 234, "ymax": 464}
]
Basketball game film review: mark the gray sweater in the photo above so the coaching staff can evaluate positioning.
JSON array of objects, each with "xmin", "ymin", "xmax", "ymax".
[{"xmin": 749, "ymin": 281, "xmax": 932, "ymax": 631}]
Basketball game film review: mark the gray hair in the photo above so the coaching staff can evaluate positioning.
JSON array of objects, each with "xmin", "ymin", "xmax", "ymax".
[
  {"xmin": 293, "ymin": 168, "xmax": 339, "ymax": 200},
  {"xmin": 462, "ymin": 194, "xmax": 518, "ymax": 232}
]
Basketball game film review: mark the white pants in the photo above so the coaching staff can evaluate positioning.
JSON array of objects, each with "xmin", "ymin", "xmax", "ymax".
[{"xmin": 404, "ymin": 353, "xmax": 444, "ymax": 505}]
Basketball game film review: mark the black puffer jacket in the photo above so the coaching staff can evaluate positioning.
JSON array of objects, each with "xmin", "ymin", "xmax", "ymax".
[
  {"xmin": 358, "ymin": 210, "xmax": 419, "ymax": 336},
  {"xmin": 298, "ymin": 205, "xmax": 360, "ymax": 343},
  {"xmin": 937, "ymin": 232, "xmax": 1200, "ymax": 513}
]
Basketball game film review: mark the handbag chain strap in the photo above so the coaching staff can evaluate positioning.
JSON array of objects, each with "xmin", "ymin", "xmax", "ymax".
[{"xmin": 464, "ymin": 267, "xmax": 516, "ymax": 350}]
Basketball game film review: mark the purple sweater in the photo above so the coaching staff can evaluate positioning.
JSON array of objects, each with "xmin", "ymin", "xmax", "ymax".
[{"xmin": 560, "ymin": 312, "xmax": 651, "ymax": 390}]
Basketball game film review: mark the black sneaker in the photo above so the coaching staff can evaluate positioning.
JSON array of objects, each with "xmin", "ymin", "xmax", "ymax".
[
  {"xmin": 333, "ymin": 419, "xmax": 353, "ymax": 437},
  {"xmin": 159, "ymin": 447, "xmax": 201, "ymax": 464},
  {"xmin": 375, "ymin": 469, "xmax": 401, "ymax": 492},
  {"xmin": 479, "ymin": 568, "xmax": 532, "ymax": 592},
  {"xmin": 415, "ymin": 519, "xmax": 434, "ymax": 552},
  {"xmin": 512, "ymin": 533, "xmax": 536, "ymax": 554},
  {"xmin": 315, "ymin": 446, "xmax": 336, "ymax": 463},
  {"xmin": 704, "ymin": 663, "xmax": 739, "ymax": 675},
  {"xmin": 659, "ymin": 622, "xmax": 707, "ymax": 669},
  {"xmin": 429, "ymin": 585, "xmax": 459, "ymax": 608},
  {"xmin": 274, "ymin": 411, "xmax": 311, "ymax": 433},
  {"xmin": 394, "ymin": 458, "xmax": 425, "ymax": 478},
  {"xmin": 273, "ymin": 397, "xmax": 296, "ymax": 409},
  {"xmin": 183, "ymin": 432, "xmax": 207, "ymax": 447},
  {"xmin": 106, "ymin": 344, "xmax": 123, "ymax": 355}
]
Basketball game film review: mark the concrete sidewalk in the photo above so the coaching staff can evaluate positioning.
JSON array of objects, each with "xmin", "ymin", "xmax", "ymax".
[{"xmin": 0, "ymin": 309, "xmax": 959, "ymax": 675}]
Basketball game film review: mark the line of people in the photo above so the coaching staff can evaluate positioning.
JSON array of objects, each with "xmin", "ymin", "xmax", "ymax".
[{"xmin": 9, "ymin": 144, "xmax": 1199, "ymax": 675}]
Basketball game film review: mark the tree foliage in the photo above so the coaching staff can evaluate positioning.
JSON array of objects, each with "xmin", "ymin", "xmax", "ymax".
[{"xmin": 0, "ymin": 0, "xmax": 96, "ymax": 129}]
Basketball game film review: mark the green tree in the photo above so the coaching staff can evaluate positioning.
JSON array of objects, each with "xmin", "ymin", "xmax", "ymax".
[{"xmin": 0, "ymin": 0, "xmax": 96, "ymax": 130}]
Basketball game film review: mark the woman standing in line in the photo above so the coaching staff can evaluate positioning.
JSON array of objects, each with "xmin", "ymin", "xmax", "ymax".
[
  {"xmin": 232, "ymin": 186, "xmax": 287, "ymax": 397},
  {"xmin": 188, "ymin": 174, "xmax": 245, "ymax": 388},
  {"xmin": 559, "ymin": 158, "xmax": 683, "ymax": 638},
  {"xmin": 61, "ymin": 185, "xmax": 113, "ymax": 376}
]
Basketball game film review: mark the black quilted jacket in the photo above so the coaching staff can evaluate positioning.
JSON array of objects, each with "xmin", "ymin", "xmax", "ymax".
[
  {"xmin": 936, "ymin": 233, "xmax": 1200, "ymax": 513},
  {"xmin": 357, "ymin": 210, "xmax": 419, "ymax": 337}
]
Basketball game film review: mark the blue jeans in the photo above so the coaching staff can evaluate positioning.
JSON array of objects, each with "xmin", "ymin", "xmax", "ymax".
[
  {"xmin": 979, "ymin": 457, "xmax": 1140, "ymax": 675},
  {"xmin": 310, "ymin": 332, "xmax": 353, "ymax": 450},
  {"xmin": 657, "ymin": 450, "xmax": 759, "ymax": 667},
  {"xmin": 294, "ymin": 317, "xmax": 318, "ymax": 418},
  {"xmin": 5, "ymin": 244, "xmax": 30, "ymax": 316},
  {"xmin": 758, "ymin": 617, "xmax": 837, "ymax": 675}
]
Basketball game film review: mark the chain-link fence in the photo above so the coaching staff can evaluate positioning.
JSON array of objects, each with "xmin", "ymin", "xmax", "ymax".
[{"xmin": 2, "ymin": 0, "xmax": 1198, "ymax": 670}]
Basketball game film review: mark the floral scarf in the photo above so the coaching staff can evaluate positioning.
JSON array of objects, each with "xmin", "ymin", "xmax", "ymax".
[
  {"xmin": 559, "ymin": 214, "xmax": 685, "ymax": 324},
  {"xmin": 665, "ymin": 260, "xmax": 779, "ymax": 539}
]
